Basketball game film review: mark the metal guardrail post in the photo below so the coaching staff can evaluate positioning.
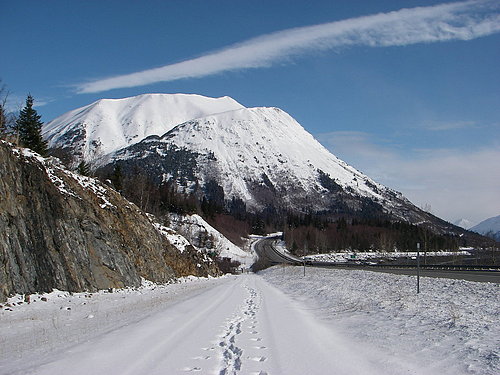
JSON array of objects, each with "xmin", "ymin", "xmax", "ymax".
[{"xmin": 417, "ymin": 242, "xmax": 420, "ymax": 294}]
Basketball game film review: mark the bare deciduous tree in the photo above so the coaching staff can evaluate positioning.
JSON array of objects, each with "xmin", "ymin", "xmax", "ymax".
[
  {"xmin": 0, "ymin": 80, "xmax": 19, "ymax": 142},
  {"xmin": 0, "ymin": 80, "xmax": 9, "ymax": 137}
]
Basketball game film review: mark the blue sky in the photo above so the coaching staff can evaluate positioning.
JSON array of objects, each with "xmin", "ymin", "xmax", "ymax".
[{"xmin": 2, "ymin": 0, "xmax": 499, "ymax": 225}]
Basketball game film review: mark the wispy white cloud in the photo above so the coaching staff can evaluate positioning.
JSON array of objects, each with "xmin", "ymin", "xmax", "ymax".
[
  {"xmin": 76, "ymin": 0, "xmax": 500, "ymax": 93},
  {"xmin": 423, "ymin": 120, "xmax": 477, "ymax": 131},
  {"xmin": 318, "ymin": 131, "xmax": 500, "ymax": 225}
]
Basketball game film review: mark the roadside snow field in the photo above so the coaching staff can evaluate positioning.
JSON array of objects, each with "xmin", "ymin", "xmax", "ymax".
[
  {"xmin": 261, "ymin": 266, "xmax": 499, "ymax": 375},
  {"xmin": 303, "ymin": 249, "xmax": 472, "ymax": 263}
]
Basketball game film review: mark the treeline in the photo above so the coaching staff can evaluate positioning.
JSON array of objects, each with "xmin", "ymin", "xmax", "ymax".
[
  {"xmin": 95, "ymin": 163, "xmax": 462, "ymax": 254},
  {"xmin": 284, "ymin": 218, "xmax": 461, "ymax": 255}
]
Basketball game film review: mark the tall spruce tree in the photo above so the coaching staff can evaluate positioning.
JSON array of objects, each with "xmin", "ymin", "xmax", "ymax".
[{"xmin": 16, "ymin": 94, "xmax": 48, "ymax": 155}]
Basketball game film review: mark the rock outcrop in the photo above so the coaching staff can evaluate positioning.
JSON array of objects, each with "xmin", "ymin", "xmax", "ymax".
[{"xmin": 0, "ymin": 141, "xmax": 218, "ymax": 301}]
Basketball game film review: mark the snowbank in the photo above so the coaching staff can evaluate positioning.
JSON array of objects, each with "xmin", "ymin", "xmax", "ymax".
[{"xmin": 304, "ymin": 249, "xmax": 472, "ymax": 263}]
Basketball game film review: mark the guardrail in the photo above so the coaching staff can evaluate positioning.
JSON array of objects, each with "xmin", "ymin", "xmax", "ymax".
[{"xmin": 305, "ymin": 262, "xmax": 500, "ymax": 272}]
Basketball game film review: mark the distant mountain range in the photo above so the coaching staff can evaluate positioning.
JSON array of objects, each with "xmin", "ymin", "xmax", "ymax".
[
  {"xmin": 43, "ymin": 93, "xmax": 489, "ymax": 247},
  {"xmin": 470, "ymin": 215, "xmax": 500, "ymax": 241}
]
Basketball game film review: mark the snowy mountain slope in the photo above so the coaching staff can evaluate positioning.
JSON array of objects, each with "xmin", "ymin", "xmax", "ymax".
[
  {"xmin": 112, "ymin": 106, "xmax": 418, "ymax": 220},
  {"xmin": 43, "ymin": 93, "xmax": 244, "ymax": 164},
  {"xmin": 470, "ymin": 215, "xmax": 500, "ymax": 240},
  {"xmin": 453, "ymin": 218, "xmax": 474, "ymax": 230}
]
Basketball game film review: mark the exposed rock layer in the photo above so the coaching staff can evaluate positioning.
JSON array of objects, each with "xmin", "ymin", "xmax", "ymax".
[{"xmin": 0, "ymin": 142, "xmax": 218, "ymax": 301}]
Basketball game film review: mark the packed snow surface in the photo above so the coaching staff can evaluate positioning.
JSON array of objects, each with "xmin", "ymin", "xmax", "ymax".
[
  {"xmin": 43, "ymin": 93, "xmax": 244, "ymax": 161},
  {"xmin": 1, "ymin": 268, "xmax": 498, "ymax": 375}
]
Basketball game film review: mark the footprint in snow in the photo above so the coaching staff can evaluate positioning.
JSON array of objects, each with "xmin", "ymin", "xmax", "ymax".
[
  {"xmin": 248, "ymin": 356, "xmax": 267, "ymax": 362},
  {"xmin": 192, "ymin": 356, "xmax": 211, "ymax": 360},
  {"xmin": 182, "ymin": 367, "xmax": 202, "ymax": 372}
]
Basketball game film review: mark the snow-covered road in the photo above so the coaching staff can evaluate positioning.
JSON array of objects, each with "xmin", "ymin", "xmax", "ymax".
[
  {"xmin": 2, "ymin": 268, "xmax": 498, "ymax": 375},
  {"xmin": 2, "ymin": 274, "xmax": 388, "ymax": 375}
]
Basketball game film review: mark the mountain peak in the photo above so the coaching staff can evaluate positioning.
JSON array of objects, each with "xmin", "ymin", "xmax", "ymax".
[{"xmin": 43, "ymin": 93, "xmax": 244, "ymax": 163}]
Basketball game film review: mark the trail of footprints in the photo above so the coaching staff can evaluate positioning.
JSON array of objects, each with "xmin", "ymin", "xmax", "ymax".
[{"xmin": 183, "ymin": 285, "xmax": 269, "ymax": 375}]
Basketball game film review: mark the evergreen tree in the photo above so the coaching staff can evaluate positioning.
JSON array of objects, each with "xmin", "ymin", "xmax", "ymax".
[
  {"xmin": 110, "ymin": 164, "xmax": 123, "ymax": 192},
  {"xmin": 16, "ymin": 94, "xmax": 47, "ymax": 155},
  {"xmin": 77, "ymin": 160, "xmax": 92, "ymax": 176}
]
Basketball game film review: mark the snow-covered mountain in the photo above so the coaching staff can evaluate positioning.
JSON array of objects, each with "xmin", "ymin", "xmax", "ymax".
[
  {"xmin": 118, "ymin": 107, "xmax": 388, "ymax": 206},
  {"xmin": 43, "ymin": 93, "xmax": 244, "ymax": 164},
  {"xmin": 470, "ymin": 215, "xmax": 500, "ymax": 241},
  {"xmin": 109, "ymin": 105, "xmax": 432, "ymax": 224},
  {"xmin": 44, "ymin": 93, "xmax": 470, "ymax": 234}
]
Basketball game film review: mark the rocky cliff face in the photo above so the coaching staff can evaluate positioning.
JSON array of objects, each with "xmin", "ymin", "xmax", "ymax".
[{"xmin": 0, "ymin": 141, "xmax": 218, "ymax": 301}]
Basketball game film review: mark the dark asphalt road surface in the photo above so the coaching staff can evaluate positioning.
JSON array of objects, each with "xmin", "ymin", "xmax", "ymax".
[{"xmin": 254, "ymin": 238, "xmax": 301, "ymax": 264}]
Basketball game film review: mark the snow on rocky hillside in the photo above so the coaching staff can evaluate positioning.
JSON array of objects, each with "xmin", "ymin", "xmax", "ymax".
[
  {"xmin": 167, "ymin": 213, "xmax": 255, "ymax": 267},
  {"xmin": 0, "ymin": 141, "xmax": 220, "ymax": 301},
  {"xmin": 43, "ymin": 93, "xmax": 244, "ymax": 164}
]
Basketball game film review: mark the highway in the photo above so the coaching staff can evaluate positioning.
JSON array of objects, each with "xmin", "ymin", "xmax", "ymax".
[
  {"xmin": 253, "ymin": 238, "xmax": 500, "ymax": 283},
  {"xmin": 253, "ymin": 237, "xmax": 302, "ymax": 265}
]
